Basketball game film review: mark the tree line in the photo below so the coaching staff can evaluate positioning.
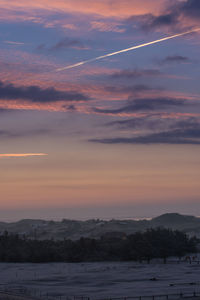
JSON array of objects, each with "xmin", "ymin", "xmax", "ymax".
[{"xmin": 0, "ymin": 228, "xmax": 197, "ymax": 263}]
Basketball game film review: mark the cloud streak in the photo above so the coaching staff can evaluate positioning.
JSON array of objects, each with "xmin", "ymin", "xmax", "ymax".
[
  {"xmin": 90, "ymin": 127, "xmax": 200, "ymax": 145},
  {"xmin": 56, "ymin": 28, "xmax": 200, "ymax": 71},
  {"xmin": 0, "ymin": 153, "xmax": 48, "ymax": 158},
  {"xmin": 37, "ymin": 38, "xmax": 89, "ymax": 52},
  {"xmin": 93, "ymin": 98, "xmax": 185, "ymax": 115},
  {"xmin": 159, "ymin": 55, "xmax": 191, "ymax": 65},
  {"xmin": 110, "ymin": 69, "xmax": 162, "ymax": 79},
  {"xmin": 3, "ymin": 40, "xmax": 25, "ymax": 45},
  {"xmin": 90, "ymin": 117, "xmax": 200, "ymax": 145},
  {"xmin": 0, "ymin": 81, "xmax": 88, "ymax": 103}
]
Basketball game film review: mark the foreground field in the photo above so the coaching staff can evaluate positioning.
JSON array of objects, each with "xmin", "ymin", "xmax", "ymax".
[{"xmin": 1, "ymin": 260, "xmax": 200, "ymax": 299}]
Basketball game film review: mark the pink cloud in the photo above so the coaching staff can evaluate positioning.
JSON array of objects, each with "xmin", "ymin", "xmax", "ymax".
[
  {"xmin": 90, "ymin": 21, "xmax": 125, "ymax": 33},
  {"xmin": 0, "ymin": 0, "xmax": 167, "ymax": 18},
  {"xmin": 0, "ymin": 153, "xmax": 47, "ymax": 158},
  {"xmin": 0, "ymin": 0, "xmax": 169, "ymax": 32}
]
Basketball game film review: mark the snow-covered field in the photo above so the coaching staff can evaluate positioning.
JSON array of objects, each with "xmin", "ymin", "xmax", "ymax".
[{"xmin": 1, "ymin": 260, "xmax": 200, "ymax": 299}]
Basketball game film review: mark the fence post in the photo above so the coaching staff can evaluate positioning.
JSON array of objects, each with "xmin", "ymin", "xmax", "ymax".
[
  {"xmin": 193, "ymin": 291, "xmax": 196, "ymax": 297},
  {"xmin": 166, "ymin": 294, "xmax": 168, "ymax": 300}
]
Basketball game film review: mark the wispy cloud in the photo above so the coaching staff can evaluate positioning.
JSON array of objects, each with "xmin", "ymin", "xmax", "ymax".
[
  {"xmin": 37, "ymin": 38, "xmax": 89, "ymax": 52},
  {"xmin": 0, "ymin": 80, "xmax": 89, "ymax": 103},
  {"xmin": 0, "ymin": 1, "xmax": 166, "ymax": 20},
  {"xmin": 0, "ymin": 129, "xmax": 52, "ymax": 139},
  {"xmin": 93, "ymin": 97, "xmax": 185, "ymax": 115},
  {"xmin": 90, "ymin": 21, "xmax": 125, "ymax": 32},
  {"xmin": 90, "ymin": 116, "xmax": 200, "ymax": 145},
  {"xmin": 110, "ymin": 69, "xmax": 162, "ymax": 79},
  {"xmin": 3, "ymin": 40, "xmax": 25, "ymax": 45},
  {"xmin": 137, "ymin": 0, "xmax": 200, "ymax": 32},
  {"xmin": 89, "ymin": 126, "xmax": 200, "ymax": 145},
  {"xmin": 0, "ymin": 153, "xmax": 48, "ymax": 158},
  {"xmin": 158, "ymin": 55, "xmax": 192, "ymax": 65}
]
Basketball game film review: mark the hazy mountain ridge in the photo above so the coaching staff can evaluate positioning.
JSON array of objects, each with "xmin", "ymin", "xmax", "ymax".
[{"xmin": 1, "ymin": 213, "xmax": 200, "ymax": 240}]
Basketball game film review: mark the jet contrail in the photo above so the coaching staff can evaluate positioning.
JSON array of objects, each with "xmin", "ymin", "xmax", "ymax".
[{"xmin": 56, "ymin": 28, "xmax": 200, "ymax": 72}]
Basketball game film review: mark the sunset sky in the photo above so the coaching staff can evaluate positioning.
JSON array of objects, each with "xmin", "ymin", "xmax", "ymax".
[{"xmin": 0, "ymin": 0, "xmax": 200, "ymax": 221}]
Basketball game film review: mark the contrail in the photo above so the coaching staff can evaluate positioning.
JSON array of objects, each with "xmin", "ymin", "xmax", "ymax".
[{"xmin": 56, "ymin": 28, "xmax": 200, "ymax": 72}]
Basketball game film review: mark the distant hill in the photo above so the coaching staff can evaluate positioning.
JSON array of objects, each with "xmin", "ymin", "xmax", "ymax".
[
  {"xmin": 152, "ymin": 213, "xmax": 199, "ymax": 227},
  {"xmin": 1, "ymin": 213, "xmax": 200, "ymax": 240}
]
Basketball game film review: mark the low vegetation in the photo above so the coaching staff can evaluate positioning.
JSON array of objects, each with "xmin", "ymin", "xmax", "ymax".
[{"xmin": 0, "ymin": 228, "xmax": 197, "ymax": 263}]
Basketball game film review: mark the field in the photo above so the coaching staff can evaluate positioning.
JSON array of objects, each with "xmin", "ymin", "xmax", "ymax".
[{"xmin": 1, "ymin": 260, "xmax": 200, "ymax": 299}]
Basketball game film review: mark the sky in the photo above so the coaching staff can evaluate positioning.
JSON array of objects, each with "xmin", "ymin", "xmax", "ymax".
[{"xmin": 0, "ymin": 0, "xmax": 200, "ymax": 221}]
